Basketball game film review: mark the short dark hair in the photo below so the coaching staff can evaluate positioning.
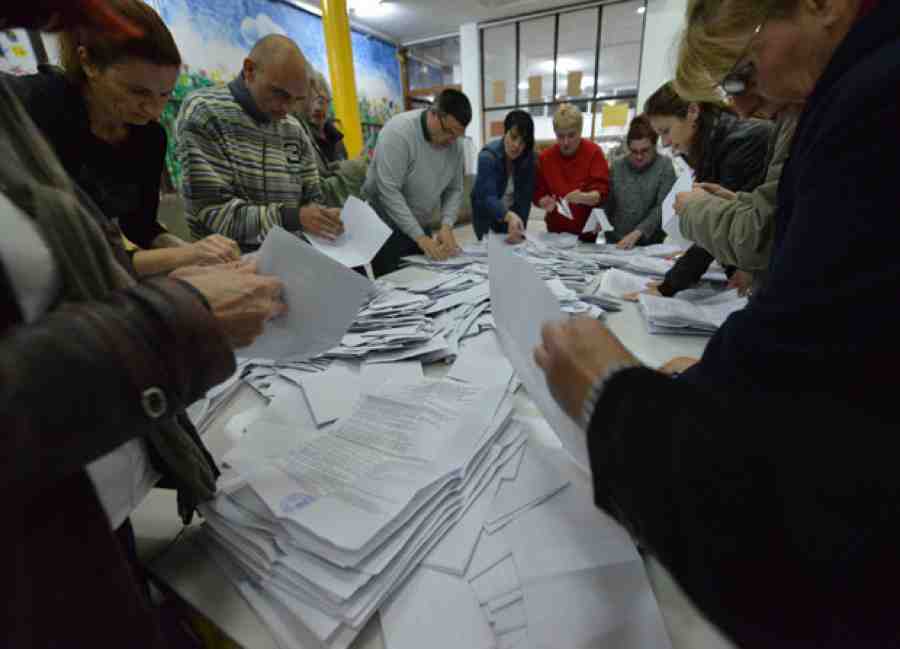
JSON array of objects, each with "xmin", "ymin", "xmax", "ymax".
[
  {"xmin": 435, "ymin": 89, "xmax": 472, "ymax": 128},
  {"xmin": 504, "ymin": 109, "xmax": 535, "ymax": 152},
  {"xmin": 626, "ymin": 114, "xmax": 658, "ymax": 147}
]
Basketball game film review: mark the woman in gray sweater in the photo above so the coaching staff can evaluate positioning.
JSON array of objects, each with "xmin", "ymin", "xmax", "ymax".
[{"xmin": 603, "ymin": 115, "xmax": 676, "ymax": 249}]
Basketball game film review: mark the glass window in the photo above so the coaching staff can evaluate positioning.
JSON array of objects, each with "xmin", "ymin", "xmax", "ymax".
[
  {"xmin": 555, "ymin": 8, "xmax": 599, "ymax": 101},
  {"xmin": 409, "ymin": 36, "xmax": 460, "ymax": 92},
  {"xmin": 483, "ymin": 25, "xmax": 516, "ymax": 109},
  {"xmin": 596, "ymin": 0, "xmax": 644, "ymax": 98},
  {"xmin": 518, "ymin": 16, "xmax": 555, "ymax": 106}
]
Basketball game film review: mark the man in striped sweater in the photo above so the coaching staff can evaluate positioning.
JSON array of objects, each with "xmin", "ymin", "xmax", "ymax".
[{"xmin": 176, "ymin": 35, "xmax": 343, "ymax": 252}]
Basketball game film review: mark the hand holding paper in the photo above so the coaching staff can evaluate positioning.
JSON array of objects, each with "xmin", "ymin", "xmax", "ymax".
[
  {"xmin": 305, "ymin": 196, "xmax": 392, "ymax": 268},
  {"xmin": 534, "ymin": 317, "xmax": 640, "ymax": 421},
  {"xmin": 662, "ymin": 170, "xmax": 694, "ymax": 248}
]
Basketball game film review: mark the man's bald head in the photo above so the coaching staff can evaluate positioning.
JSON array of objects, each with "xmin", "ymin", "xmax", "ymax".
[
  {"xmin": 242, "ymin": 34, "xmax": 309, "ymax": 122},
  {"xmin": 248, "ymin": 34, "xmax": 304, "ymax": 69}
]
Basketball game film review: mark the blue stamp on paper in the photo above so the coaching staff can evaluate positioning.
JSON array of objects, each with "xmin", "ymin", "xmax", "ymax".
[{"xmin": 280, "ymin": 492, "xmax": 316, "ymax": 513}]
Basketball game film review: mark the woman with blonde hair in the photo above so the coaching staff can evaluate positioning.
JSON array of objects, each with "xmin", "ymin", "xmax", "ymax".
[
  {"xmin": 537, "ymin": 1, "xmax": 900, "ymax": 647},
  {"xmin": 533, "ymin": 103, "xmax": 610, "ymax": 241}
]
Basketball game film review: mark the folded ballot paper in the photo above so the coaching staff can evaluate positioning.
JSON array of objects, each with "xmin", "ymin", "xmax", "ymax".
[
  {"xmin": 639, "ymin": 289, "xmax": 748, "ymax": 335},
  {"xmin": 239, "ymin": 227, "xmax": 373, "ymax": 361},
  {"xmin": 488, "ymin": 236, "xmax": 591, "ymax": 474},
  {"xmin": 304, "ymin": 196, "xmax": 392, "ymax": 268},
  {"xmin": 661, "ymin": 170, "xmax": 694, "ymax": 249},
  {"xmin": 198, "ymin": 375, "xmax": 529, "ymax": 649}
]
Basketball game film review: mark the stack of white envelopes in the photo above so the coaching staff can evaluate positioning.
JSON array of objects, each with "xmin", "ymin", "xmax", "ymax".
[{"xmin": 198, "ymin": 376, "xmax": 529, "ymax": 649}]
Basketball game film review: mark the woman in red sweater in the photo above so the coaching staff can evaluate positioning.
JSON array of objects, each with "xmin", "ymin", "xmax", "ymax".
[{"xmin": 533, "ymin": 103, "xmax": 610, "ymax": 241}]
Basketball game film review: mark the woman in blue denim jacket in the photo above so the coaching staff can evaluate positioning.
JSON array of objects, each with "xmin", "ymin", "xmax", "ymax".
[{"xmin": 471, "ymin": 110, "xmax": 536, "ymax": 242}]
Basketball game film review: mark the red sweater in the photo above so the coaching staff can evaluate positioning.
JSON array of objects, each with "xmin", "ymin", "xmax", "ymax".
[{"xmin": 534, "ymin": 140, "xmax": 610, "ymax": 238}]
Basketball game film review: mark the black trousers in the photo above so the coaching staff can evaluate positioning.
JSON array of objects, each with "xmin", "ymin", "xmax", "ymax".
[{"xmin": 371, "ymin": 226, "xmax": 430, "ymax": 278}]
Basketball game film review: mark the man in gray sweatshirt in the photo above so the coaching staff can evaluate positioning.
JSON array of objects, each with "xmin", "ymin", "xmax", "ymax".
[{"xmin": 364, "ymin": 89, "xmax": 471, "ymax": 276}]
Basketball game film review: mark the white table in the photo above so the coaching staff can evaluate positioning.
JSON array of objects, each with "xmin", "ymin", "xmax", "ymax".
[{"xmin": 136, "ymin": 265, "xmax": 729, "ymax": 649}]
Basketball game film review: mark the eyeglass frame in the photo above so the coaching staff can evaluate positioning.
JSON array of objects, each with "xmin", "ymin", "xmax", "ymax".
[
  {"xmin": 719, "ymin": 20, "xmax": 765, "ymax": 97},
  {"xmin": 435, "ymin": 111, "xmax": 465, "ymax": 141}
]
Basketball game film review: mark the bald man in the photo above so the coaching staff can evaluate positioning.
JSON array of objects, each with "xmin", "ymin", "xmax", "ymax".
[{"xmin": 176, "ymin": 34, "xmax": 343, "ymax": 251}]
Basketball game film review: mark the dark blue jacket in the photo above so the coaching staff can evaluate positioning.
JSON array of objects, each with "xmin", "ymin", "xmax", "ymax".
[
  {"xmin": 684, "ymin": 0, "xmax": 900, "ymax": 397},
  {"xmin": 585, "ymin": 6, "xmax": 900, "ymax": 649},
  {"xmin": 471, "ymin": 139, "xmax": 536, "ymax": 240}
]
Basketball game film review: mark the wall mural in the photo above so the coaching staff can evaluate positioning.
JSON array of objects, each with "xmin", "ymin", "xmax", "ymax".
[
  {"xmin": 144, "ymin": 0, "xmax": 402, "ymax": 188},
  {"xmin": 0, "ymin": 29, "xmax": 39, "ymax": 76}
]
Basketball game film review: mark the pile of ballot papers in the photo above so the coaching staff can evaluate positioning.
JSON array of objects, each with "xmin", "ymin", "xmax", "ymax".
[
  {"xmin": 197, "ymin": 370, "xmax": 531, "ymax": 649},
  {"xmin": 638, "ymin": 290, "xmax": 748, "ymax": 334},
  {"xmin": 382, "ymin": 438, "xmax": 672, "ymax": 649}
]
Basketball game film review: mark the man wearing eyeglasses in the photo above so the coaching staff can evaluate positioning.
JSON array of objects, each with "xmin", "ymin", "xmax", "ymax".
[{"xmin": 364, "ymin": 89, "xmax": 472, "ymax": 277}]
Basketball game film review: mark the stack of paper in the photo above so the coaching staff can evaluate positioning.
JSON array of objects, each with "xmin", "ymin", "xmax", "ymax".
[
  {"xmin": 639, "ymin": 290, "xmax": 748, "ymax": 335},
  {"xmin": 384, "ymin": 442, "xmax": 671, "ymax": 649},
  {"xmin": 198, "ymin": 376, "xmax": 530, "ymax": 649}
]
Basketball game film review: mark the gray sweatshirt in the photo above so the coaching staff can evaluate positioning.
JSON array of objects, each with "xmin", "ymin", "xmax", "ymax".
[
  {"xmin": 363, "ymin": 109, "xmax": 464, "ymax": 241},
  {"xmin": 604, "ymin": 154, "xmax": 676, "ymax": 243}
]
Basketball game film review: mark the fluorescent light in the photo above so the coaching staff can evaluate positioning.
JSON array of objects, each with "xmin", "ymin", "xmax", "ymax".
[
  {"xmin": 636, "ymin": 6, "xmax": 646, "ymax": 14},
  {"xmin": 518, "ymin": 81, "xmax": 529, "ymax": 90},
  {"xmin": 349, "ymin": 0, "xmax": 391, "ymax": 18}
]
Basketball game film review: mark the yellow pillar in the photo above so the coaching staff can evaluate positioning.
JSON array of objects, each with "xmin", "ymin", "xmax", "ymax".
[{"xmin": 321, "ymin": 0, "xmax": 364, "ymax": 158}]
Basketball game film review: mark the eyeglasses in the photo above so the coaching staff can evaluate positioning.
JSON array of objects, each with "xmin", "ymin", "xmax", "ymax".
[
  {"xmin": 437, "ymin": 112, "xmax": 465, "ymax": 141},
  {"xmin": 719, "ymin": 21, "xmax": 763, "ymax": 97}
]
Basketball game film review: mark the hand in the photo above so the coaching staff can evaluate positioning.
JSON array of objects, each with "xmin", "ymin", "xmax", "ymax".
[
  {"xmin": 673, "ymin": 187, "xmax": 710, "ymax": 215},
  {"xmin": 169, "ymin": 259, "xmax": 254, "ymax": 279},
  {"xmin": 539, "ymin": 196, "xmax": 557, "ymax": 212},
  {"xmin": 300, "ymin": 205, "xmax": 345, "ymax": 240},
  {"xmin": 179, "ymin": 260, "xmax": 287, "ymax": 349},
  {"xmin": 696, "ymin": 182, "xmax": 737, "ymax": 201},
  {"xmin": 416, "ymin": 235, "xmax": 450, "ymax": 261},
  {"xmin": 505, "ymin": 213, "xmax": 525, "ymax": 244},
  {"xmin": 659, "ymin": 357, "xmax": 699, "ymax": 375},
  {"xmin": 563, "ymin": 190, "xmax": 583, "ymax": 206},
  {"xmin": 534, "ymin": 317, "xmax": 640, "ymax": 420},
  {"xmin": 727, "ymin": 270, "xmax": 754, "ymax": 297},
  {"xmin": 623, "ymin": 282, "xmax": 662, "ymax": 302},
  {"xmin": 616, "ymin": 230, "xmax": 643, "ymax": 250},
  {"xmin": 188, "ymin": 234, "xmax": 241, "ymax": 266},
  {"xmin": 436, "ymin": 225, "xmax": 461, "ymax": 256}
]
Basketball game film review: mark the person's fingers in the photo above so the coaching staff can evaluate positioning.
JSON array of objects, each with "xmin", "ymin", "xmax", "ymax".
[
  {"xmin": 623, "ymin": 292, "xmax": 639, "ymax": 302},
  {"xmin": 235, "ymin": 258, "xmax": 259, "ymax": 275}
]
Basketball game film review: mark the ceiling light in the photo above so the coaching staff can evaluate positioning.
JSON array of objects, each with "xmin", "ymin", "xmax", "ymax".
[
  {"xmin": 637, "ymin": 6, "xmax": 646, "ymax": 14},
  {"xmin": 349, "ymin": 0, "xmax": 391, "ymax": 18}
]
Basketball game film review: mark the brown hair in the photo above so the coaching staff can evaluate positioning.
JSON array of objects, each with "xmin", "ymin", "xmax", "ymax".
[
  {"xmin": 675, "ymin": 0, "xmax": 796, "ymax": 101},
  {"xmin": 58, "ymin": 0, "xmax": 181, "ymax": 85},
  {"xmin": 626, "ymin": 114, "xmax": 658, "ymax": 147},
  {"xmin": 644, "ymin": 81, "xmax": 733, "ymax": 169}
]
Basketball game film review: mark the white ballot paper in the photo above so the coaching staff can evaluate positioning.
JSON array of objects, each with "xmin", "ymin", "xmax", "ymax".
[
  {"xmin": 306, "ymin": 196, "xmax": 392, "ymax": 268},
  {"xmin": 488, "ymin": 236, "xmax": 591, "ymax": 474},
  {"xmin": 662, "ymin": 170, "xmax": 694, "ymax": 248},
  {"xmin": 241, "ymin": 227, "xmax": 372, "ymax": 361},
  {"xmin": 556, "ymin": 197, "xmax": 574, "ymax": 220},
  {"xmin": 583, "ymin": 207, "xmax": 614, "ymax": 234}
]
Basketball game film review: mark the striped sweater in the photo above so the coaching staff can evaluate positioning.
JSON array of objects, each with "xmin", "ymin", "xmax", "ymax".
[{"xmin": 175, "ymin": 77, "xmax": 323, "ymax": 250}]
